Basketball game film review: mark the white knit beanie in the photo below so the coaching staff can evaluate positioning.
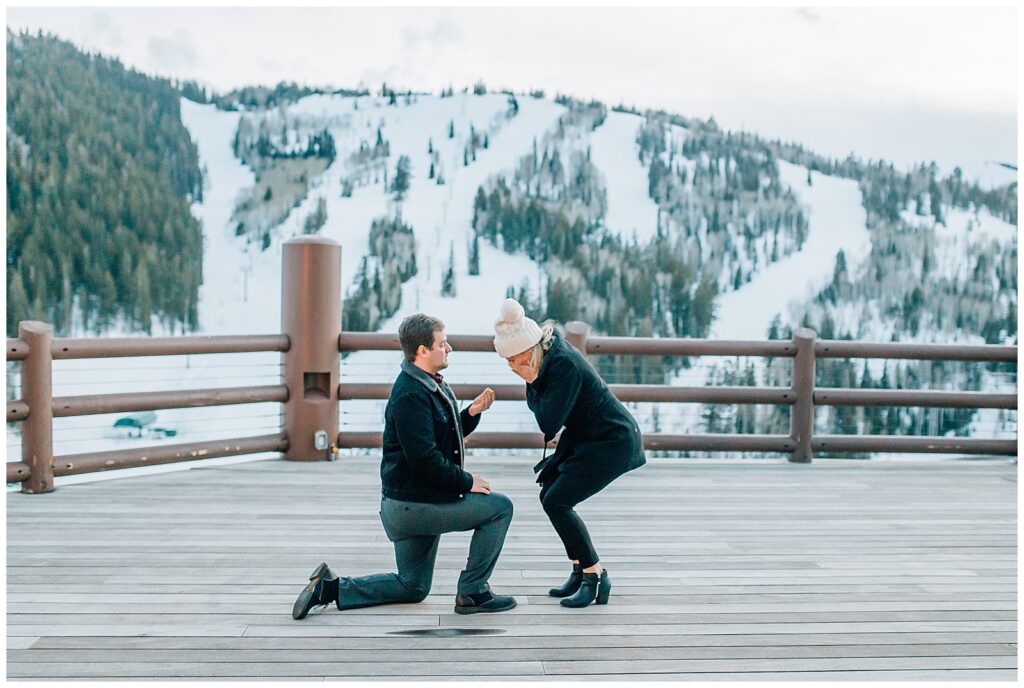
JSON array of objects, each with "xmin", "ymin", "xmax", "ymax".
[{"xmin": 493, "ymin": 298, "xmax": 543, "ymax": 358}]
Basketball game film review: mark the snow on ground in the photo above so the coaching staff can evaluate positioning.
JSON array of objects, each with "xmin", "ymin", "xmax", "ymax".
[
  {"xmin": 902, "ymin": 204, "xmax": 1018, "ymax": 287},
  {"xmin": 12, "ymin": 101, "xmax": 284, "ymax": 469},
  {"xmin": 9, "ymin": 97, "xmax": 1013, "ymax": 477},
  {"xmin": 834, "ymin": 204, "xmax": 1020, "ymax": 374},
  {"xmin": 11, "ymin": 94, "xmax": 567, "ymax": 471},
  {"xmin": 898, "ymin": 204, "xmax": 1018, "ymax": 442},
  {"xmin": 589, "ymin": 111, "xmax": 661, "ymax": 243},
  {"xmin": 969, "ymin": 161, "xmax": 1017, "ymax": 190},
  {"xmin": 325, "ymin": 94, "xmax": 566, "ymax": 435},
  {"xmin": 633, "ymin": 159, "xmax": 875, "ymax": 438},
  {"xmin": 651, "ymin": 160, "xmax": 872, "ymax": 439},
  {"xmin": 716, "ymin": 161, "xmax": 871, "ymax": 341}
]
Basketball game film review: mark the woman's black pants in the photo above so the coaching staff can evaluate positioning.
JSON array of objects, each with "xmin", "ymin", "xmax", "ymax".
[{"xmin": 538, "ymin": 467, "xmax": 619, "ymax": 569}]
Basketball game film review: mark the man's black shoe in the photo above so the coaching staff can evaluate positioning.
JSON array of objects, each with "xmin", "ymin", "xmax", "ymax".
[
  {"xmin": 292, "ymin": 562, "xmax": 338, "ymax": 620},
  {"xmin": 454, "ymin": 590, "xmax": 517, "ymax": 614}
]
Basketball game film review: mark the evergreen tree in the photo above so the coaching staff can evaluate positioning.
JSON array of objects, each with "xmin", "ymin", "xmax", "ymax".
[
  {"xmin": 545, "ymin": 278, "xmax": 578, "ymax": 323},
  {"xmin": 690, "ymin": 275, "xmax": 718, "ymax": 335},
  {"xmin": 303, "ymin": 197, "xmax": 328, "ymax": 234},
  {"xmin": 831, "ymin": 249, "xmax": 848, "ymax": 293},
  {"xmin": 7, "ymin": 31, "xmax": 203, "ymax": 336},
  {"xmin": 441, "ymin": 243, "xmax": 457, "ymax": 297},
  {"xmin": 344, "ymin": 216, "xmax": 418, "ymax": 331},
  {"xmin": 468, "ymin": 233, "xmax": 480, "ymax": 275},
  {"xmin": 929, "ymin": 178, "xmax": 945, "ymax": 225},
  {"xmin": 391, "ymin": 155, "xmax": 411, "ymax": 201},
  {"xmin": 7, "ymin": 271, "xmax": 30, "ymax": 329},
  {"xmin": 703, "ymin": 403, "xmax": 725, "ymax": 434},
  {"xmin": 342, "ymin": 258, "xmax": 373, "ymax": 332}
]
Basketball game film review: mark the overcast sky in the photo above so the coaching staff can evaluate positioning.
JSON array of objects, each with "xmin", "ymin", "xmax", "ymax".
[{"xmin": 6, "ymin": 5, "xmax": 1018, "ymax": 180}]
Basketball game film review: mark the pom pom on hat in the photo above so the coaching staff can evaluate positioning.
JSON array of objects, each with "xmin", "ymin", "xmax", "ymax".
[
  {"xmin": 498, "ymin": 298, "xmax": 525, "ymax": 324},
  {"xmin": 493, "ymin": 298, "xmax": 543, "ymax": 358}
]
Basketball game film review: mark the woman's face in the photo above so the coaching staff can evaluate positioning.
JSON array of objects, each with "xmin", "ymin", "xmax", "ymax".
[{"xmin": 506, "ymin": 349, "xmax": 532, "ymax": 367}]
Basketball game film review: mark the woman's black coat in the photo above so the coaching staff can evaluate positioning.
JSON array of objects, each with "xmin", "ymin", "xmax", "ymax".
[{"xmin": 526, "ymin": 332, "xmax": 646, "ymax": 484}]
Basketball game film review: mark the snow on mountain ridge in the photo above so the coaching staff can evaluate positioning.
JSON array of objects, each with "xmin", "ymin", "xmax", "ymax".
[
  {"xmin": 589, "ymin": 111, "xmax": 661, "ymax": 244},
  {"xmin": 16, "ymin": 92, "xmax": 1012, "ymax": 471}
]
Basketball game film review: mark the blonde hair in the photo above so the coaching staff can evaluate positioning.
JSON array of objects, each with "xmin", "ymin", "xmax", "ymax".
[{"xmin": 527, "ymin": 320, "xmax": 557, "ymax": 373}]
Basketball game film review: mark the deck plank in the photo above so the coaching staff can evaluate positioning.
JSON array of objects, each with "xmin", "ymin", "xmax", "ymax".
[
  {"xmin": 23, "ymin": 631, "xmax": 1020, "ymax": 650},
  {"xmin": 7, "ymin": 455, "xmax": 1017, "ymax": 680}
]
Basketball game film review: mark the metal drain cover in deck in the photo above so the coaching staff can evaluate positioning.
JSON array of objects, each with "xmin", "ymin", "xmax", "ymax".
[{"xmin": 388, "ymin": 628, "xmax": 505, "ymax": 637}]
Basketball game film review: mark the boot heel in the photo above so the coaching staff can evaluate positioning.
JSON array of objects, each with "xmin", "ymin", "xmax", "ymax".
[{"xmin": 596, "ymin": 571, "xmax": 611, "ymax": 605}]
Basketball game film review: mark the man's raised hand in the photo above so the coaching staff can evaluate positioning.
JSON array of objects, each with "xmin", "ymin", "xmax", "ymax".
[{"xmin": 468, "ymin": 387, "xmax": 496, "ymax": 416}]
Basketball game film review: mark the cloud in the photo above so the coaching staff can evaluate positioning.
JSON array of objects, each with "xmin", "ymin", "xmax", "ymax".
[
  {"xmin": 425, "ymin": 15, "xmax": 461, "ymax": 45},
  {"xmin": 146, "ymin": 28, "xmax": 197, "ymax": 71},
  {"xmin": 87, "ymin": 10, "xmax": 125, "ymax": 49},
  {"xmin": 360, "ymin": 15, "xmax": 464, "ymax": 89},
  {"xmin": 360, "ymin": 64, "xmax": 404, "ymax": 87},
  {"xmin": 400, "ymin": 14, "xmax": 463, "ymax": 64},
  {"xmin": 795, "ymin": 7, "xmax": 821, "ymax": 23}
]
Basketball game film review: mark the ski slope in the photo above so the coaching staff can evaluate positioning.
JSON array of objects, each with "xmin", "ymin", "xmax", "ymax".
[{"xmin": 10, "ymin": 93, "xmax": 1014, "ymax": 480}]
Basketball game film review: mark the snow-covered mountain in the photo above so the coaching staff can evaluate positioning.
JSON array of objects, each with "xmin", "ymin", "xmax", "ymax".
[{"xmin": 9, "ymin": 91, "xmax": 1015, "ymax": 469}]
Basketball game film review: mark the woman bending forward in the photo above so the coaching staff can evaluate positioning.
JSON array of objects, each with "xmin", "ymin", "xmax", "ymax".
[{"xmin": 493, "ymin": 299, "xmax": 646, "ymax": 607}]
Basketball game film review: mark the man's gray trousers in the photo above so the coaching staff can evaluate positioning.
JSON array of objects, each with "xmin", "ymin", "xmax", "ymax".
[{"xmin": 336, "ymin": 492, "xmax": 513, "ymax": 609}]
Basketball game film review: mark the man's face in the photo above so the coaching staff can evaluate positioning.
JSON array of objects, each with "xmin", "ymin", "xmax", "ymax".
[{"xmin": 418, "ymin": 329, "xmax": 452, "ymax": 373}]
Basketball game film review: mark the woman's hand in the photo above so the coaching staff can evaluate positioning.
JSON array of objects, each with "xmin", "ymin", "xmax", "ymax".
[
  {"xmin": 509, "ymin": 361, "xmax": 538, "ymax": 383},
  {"xmin": 468, "ymin": 387, "xmax": 495, "ymax": 416}
]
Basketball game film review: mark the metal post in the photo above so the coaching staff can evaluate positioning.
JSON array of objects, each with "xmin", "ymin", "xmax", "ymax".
[
  {"xmin": 20, "ymin": 321, "xmax": 54, "ymax": 493},
  {"xmin": 281, "ymin": 237, "xmax": 341, "ymax": 461},
  {"xmin": 565, "ymin": 321, "xmax": 591, "ymax": 354},
  {"xmin": 790, "ymin": 327, "xmax": 817, "ymax": 463}
]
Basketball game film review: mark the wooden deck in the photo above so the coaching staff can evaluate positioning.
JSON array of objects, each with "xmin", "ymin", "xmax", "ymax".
[{"xmin": 7, "ymin": 455, "xmax": 1018, "ymax": 681}]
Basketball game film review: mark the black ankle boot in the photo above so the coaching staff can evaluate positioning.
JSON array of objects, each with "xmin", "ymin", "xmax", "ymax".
[
  {"xmin": 548, "ymin": 563, "xmax": 583, "ymax": 597},
  {"xmin": 454, "ymin": 590, "xmax": 518, "ymax": 615},
  {"xmin": 560, "ymin": 569, "xmax": 611, "ymax": 608}
]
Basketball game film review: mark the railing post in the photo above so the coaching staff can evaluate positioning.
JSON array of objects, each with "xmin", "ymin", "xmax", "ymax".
[
  {"xmin": 789, "ymin": 327, "xmax": 817, "ymax": 463},
  {"xmin": 565, "ymin": 321, "xmax": 591, "ymax": 353},
  {"xmin": 281, "ymin": 237, "xmax": 341, "ymax": 461},
  {"xmin": 20, "ymin": 321, "xmax": 54, "ymax": 493}
]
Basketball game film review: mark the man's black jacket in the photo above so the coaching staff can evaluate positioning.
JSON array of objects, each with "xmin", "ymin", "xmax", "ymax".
[{"xmin": 380, "ymin": 359, "xmax": 480, "ymax": 503}]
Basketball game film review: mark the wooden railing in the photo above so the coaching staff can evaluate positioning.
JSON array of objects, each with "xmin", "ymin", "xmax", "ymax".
[
  {"xmin": 6, "ymin": 323, "xmax": 291, "ymax": 493},
  {"xmin": 6, "ymin": 237, "xmax": 1017, "ymax": 493},
  {"xmin": 335, "ymin": 326, "xmax": 1017, "ymax": 457}
]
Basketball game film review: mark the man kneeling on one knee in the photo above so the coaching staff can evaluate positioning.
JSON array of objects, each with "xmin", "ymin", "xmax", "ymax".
[{"xmin": 292, "ymin": 313, "xmax": 517, "ymax": 619}]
